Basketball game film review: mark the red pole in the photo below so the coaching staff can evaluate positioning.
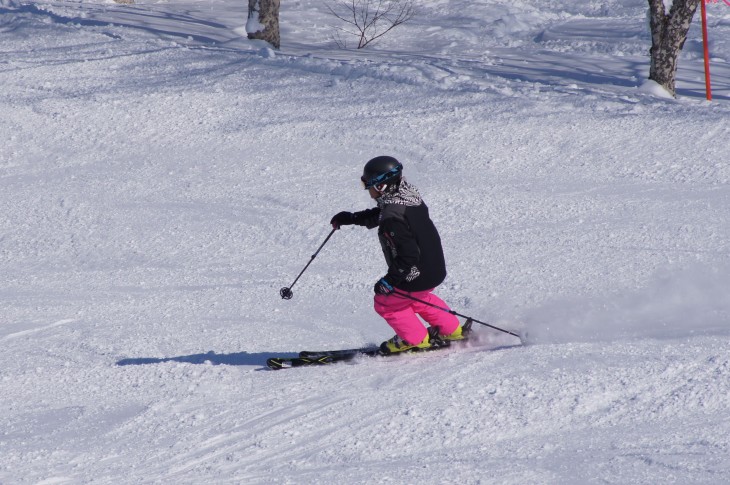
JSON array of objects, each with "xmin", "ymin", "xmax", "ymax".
[{"xmin": 700, "ymin": 0, "xmax": 712, "ymax": 101}]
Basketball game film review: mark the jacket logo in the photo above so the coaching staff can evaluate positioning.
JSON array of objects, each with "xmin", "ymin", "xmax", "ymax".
[{"xmin": 405, "ymin": 266, "xmax": 421, "ymax": 282}]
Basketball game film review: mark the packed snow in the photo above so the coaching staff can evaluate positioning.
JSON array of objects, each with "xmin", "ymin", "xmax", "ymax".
[{"xmin": 1, "ymin": 0, "xmax": 730, "ymax": 483}]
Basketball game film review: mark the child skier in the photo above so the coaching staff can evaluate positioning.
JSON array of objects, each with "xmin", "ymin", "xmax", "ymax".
[{"xmin": 330, "ymin": 156, "xmax": 465, "ymax": 354}]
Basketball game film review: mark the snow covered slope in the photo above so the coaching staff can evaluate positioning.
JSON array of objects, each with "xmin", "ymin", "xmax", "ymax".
[{"xmin": 1, "ymin": 0, "xmax": 729, "ymax": 482}]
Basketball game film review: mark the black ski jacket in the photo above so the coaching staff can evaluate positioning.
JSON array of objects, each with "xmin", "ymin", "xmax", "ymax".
[{"xmin": 353, "ymin": 200, "xmax": 447, "ymax": 292}]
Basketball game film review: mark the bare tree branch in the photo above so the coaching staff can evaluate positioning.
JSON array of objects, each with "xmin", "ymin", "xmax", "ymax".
[{"xmin": 326, "ymin": 0, "xmax": 415, "ymax": 49}]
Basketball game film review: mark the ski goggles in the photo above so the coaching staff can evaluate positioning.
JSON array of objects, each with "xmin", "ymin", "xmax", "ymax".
[{"xmin": 361, "ymin": 164, "xmax": 403, "ymax": 189}]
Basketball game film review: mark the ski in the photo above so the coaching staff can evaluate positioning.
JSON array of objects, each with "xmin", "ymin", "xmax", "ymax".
[
  {"xmin": 267, "ymin": 347, "xmax": 382, "ymax": 370},
  {"xmin": 266, "ymin": 354, "xmax": 337, "ymax": 370},
  {"xmin": 267, "ymin": 320, "xmax": 473, "ymax": 370},
  {"xmin": 298, "ymin": 347, "xmax": 381, "ymax": 359},
  {"xmin": 267, "ymin": 342, "xmax": 450, "ymax": 370}
]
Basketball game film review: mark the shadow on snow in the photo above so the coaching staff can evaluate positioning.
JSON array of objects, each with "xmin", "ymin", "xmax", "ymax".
[{"xmin": 116, "ymin": 350, "xmax": 296, "ymax": 368}]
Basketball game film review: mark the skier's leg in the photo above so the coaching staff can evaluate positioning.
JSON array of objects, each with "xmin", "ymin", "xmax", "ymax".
[
  {"xmin": 374, "ymin": 293, "xmax": 428, "ymax": 345},
  {"xmin": 409, "ymin": 289, "xmax": 460, "ymax": 336}
]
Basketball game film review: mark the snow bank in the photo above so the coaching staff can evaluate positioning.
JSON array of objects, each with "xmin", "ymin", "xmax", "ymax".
[{"xmin": 638, "ymin": 79, "xmax": 676, "ymax": 99}]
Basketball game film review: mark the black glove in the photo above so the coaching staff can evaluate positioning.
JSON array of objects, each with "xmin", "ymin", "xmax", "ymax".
[
  {"xmin": 374, "ymin": 277, "xmax": 395, "ymax": 296},
  {"xmin": 330, "ymin": 211, "xmax": 355, "ymax": 229}
]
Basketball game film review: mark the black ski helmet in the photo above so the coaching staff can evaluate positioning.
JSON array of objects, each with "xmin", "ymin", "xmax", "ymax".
[{"xmin": 361, "ymin": 156, "xmax": 403, "ymax": 190}]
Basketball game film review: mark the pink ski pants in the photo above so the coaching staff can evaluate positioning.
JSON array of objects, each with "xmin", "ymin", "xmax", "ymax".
[{"xmin": 374, "ymin": 288, "xmax": 460, "ymax": 345}]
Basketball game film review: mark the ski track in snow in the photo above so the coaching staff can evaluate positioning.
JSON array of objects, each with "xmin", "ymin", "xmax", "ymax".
[
  {"xmin": 1, "ymin": 0, "xmax": 730, "ymax": 483},
  {"xmin": 1, "ymin": 318, "xmax": 75, "ymax": 340}
]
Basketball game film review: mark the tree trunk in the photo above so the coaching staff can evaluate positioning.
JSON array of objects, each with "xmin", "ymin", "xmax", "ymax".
[
  {"xmin": 247, "ymin": 0, "xmax": 280, "ymax": 49},
  {"xmin": 647, "ymin": 0, "xmax": 700, "ymax": 97}
]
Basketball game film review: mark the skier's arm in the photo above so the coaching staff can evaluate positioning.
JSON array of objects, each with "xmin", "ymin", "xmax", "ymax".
[
  {"xmin": 353, "ymin": 207, "xmax": 380, "ymax": 229},
  {"xmin": 330, "ymin": 207, "xmax": 381, "ymax": 229}
]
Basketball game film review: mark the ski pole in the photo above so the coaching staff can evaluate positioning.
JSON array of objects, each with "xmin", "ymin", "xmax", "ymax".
[
  {"xmin": 280, "ymin": 228, "xmax": 337, "ymax": 300},
  {"xmin": 393, "ymin": 289, "xmax": 521, "ymax": 340}
]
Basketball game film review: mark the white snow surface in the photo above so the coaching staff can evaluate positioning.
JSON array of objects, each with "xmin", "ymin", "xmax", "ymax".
[{"xmin": 2, "ymin": 0, "xmax": 730, "ymax": 483}]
